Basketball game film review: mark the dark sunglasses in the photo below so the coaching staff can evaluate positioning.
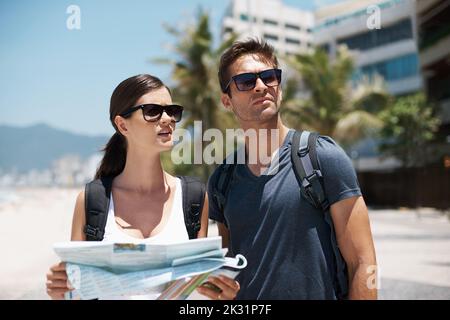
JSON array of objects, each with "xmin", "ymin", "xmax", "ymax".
[
  {"xmin": 120, "ymin": 104, "xmax": 183, "ymax": 123},
  {"xmin": 224, "ymin": 68, "xmax": 282, "ymax": 92}
]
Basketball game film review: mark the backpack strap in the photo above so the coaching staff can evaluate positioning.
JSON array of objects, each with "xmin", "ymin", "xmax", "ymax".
[
  {"xmin": 291, "ymin": 130, "xmax": 348, "ymax": 299},
  {"xmin": 291, "ymin": 131, "xmax": 329, "ymax": 211},
  {"xmin": 84, "ymin": 177, "xmax": 113, "ymax": 241},
  {"xmin": 211, "ymin": 152, "xmax": 238, "ymax": 227},
  {"xmin": 178, "ymin": 176, "xmax": 206, "ymax": 239}
]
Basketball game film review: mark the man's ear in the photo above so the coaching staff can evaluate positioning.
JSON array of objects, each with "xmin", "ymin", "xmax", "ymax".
[
  {"xmin": 221, "ymin": 93, "xmax": 233, "ymax": 111},
  {"xmin": 114, "ymin": 115, "xmax": 129, "ymax": 136},
  {"xmin": 278, "ymin": 87, "xmax": 283, "ymax": 105}
]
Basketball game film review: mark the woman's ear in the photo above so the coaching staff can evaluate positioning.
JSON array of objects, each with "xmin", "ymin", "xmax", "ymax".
[{"xmin": 114, "ymin": 115, "xmax": 128, "ymax": 136}]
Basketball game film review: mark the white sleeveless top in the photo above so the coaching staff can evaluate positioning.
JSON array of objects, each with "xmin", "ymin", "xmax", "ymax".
[
  {"xmin": 103, "ymin": 177, "xmax": 189, "ymax": 244},
  {"xmin": 101, "ymin": 177, "xmax": 189, "ymax": 299}
]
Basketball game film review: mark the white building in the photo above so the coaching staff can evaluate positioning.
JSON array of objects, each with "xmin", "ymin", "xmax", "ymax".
[
  {"xmin": 314, "ymin": 0, "xmax": 423, "ymax": 96},
  {"xmin": 221, "ymin": 0, "xmax": 314, "ymax": 56},
  {"xmin": 416, "ymin": 0, "xmax": 450, "ymax": 126}
]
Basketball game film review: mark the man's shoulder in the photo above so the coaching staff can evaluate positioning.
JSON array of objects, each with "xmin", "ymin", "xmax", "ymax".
[
  {"xmin": 291, "ymin": 132, "xmax": 352, "ymax": 173},
  {"xmin": 315, "ymin": 135, "xmax": 347, "ymax": 160}
]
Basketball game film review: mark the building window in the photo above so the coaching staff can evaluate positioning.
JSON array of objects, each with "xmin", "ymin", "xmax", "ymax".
[
  {"xmin": 358, "ymin": 53, "xmax": 419, "ymax": 81},
  {"xmin": 285, "ymin": 23, "xmax": 301, "ymax": 31},
  {"xmin": 338, "ymin": 19, "xmax": 413, "ymax": 51},
  {"xmin": 240, "ymin": 14, "xmax": 249, "ymax": 21},
  {"xmin": 264, "ymin": 34, "xmax": 279, "ymax": 41},
  {"xmin": 286, "ymin": 38, "xmax": 301, "ymax": 45},
  {"xmin": 224, "ymin": 27, "xmax": 233, "ymax": 34},
  {"xmin": 263, "ymin": 19, "xmax": 278, "ymax": 26}
]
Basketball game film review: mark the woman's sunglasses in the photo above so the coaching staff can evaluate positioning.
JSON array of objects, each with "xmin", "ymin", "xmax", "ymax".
[
  {"xmin": 224, "ymin": 68, "xmax": 282, "ymax": 92},
  {"xmin": 120, "ymin": 104, "xmax": 183, "ymax": 123}
]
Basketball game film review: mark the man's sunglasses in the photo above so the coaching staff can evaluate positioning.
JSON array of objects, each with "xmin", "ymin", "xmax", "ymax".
[
  {"xmin": 120, "ymin": 104, "xmax": 183, "ymax": 123},
  {"xmin": 224, "ymin": 68, "xmax": 282, "ymax": 92}
]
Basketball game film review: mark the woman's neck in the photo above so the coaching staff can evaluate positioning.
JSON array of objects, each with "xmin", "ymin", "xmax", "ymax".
[{"xmin": 114, "ymin": 147, "xmax": 168, "ymax": 193}]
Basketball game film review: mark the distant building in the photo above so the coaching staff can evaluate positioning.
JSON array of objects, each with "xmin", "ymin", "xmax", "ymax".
[
  {"xmin": 221, "ymin": 0, "xmax": 314, "ymax": 56},
  {"xmin": 314, "ymin": 0, "xmax": 422, "ymax": 96},
  {"xmin": 416, "ymin": 0, "xmax": 450, "ymax": 135}
]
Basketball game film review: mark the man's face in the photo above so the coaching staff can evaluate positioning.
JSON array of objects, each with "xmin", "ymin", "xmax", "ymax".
[{"xmin": 222, "ymin": 54, "xmax": 282, "ymax": 124}]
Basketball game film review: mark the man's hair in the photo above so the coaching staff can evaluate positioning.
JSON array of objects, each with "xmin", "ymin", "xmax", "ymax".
[{"xmin": 218, "ymin": 38, "xmax": 279, "ymax": 94}]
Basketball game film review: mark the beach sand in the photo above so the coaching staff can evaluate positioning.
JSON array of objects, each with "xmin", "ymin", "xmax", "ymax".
[{"xmin": 0, "ymin": 187, "xmax": 80, "ymax": 299}]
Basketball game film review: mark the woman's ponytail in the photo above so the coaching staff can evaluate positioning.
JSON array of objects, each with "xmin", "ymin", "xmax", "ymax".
[{"xmin": 95, "ymin": 132, "xmax": 127, "ymax": 179}]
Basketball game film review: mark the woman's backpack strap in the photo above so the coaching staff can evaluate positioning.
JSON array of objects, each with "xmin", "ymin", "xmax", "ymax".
[
  {"xmin": 84, "ymin": 177, "xmax": 113, "ymax": 241},
  {"xmin": 178, "ymin": 176, "xmax": 206, "ymax": 239}
]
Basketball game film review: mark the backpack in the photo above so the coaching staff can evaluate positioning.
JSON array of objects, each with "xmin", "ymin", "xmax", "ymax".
[
  {"xmin": 83, "ymin": 175, "xmax": 205, "ymax": 241},
  {"xmin": 211, "ymin": 130, "xmax": 349, "ymax": 300}
]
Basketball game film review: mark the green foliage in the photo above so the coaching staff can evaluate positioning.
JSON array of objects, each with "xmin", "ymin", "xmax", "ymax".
[
  {"xmin": 379, "ymin": 93, "xmax": 440, "ymax": 167},
  {"xmin": 153, "ymin": 10, "xmax": 238, "ymax": 180}
]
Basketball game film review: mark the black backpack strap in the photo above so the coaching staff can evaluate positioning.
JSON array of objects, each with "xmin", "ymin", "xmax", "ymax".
[
  {"xmin": 211, "ymin": 152, "xmax": 238, "ymax": 227},
  {"xmin": 84, "ymin": 177, "xmax": 113, "ymax": 241},
  {"xmin": 178, "ymin": 176, "xmax": 206, "ymax": 239},
  {"xmin": 291, "ymin": 131, "xmax": 329, "ymax": 211},
  {"xmin": 291, "ymin": 130, "xmax": 348, "ymax": 299}
]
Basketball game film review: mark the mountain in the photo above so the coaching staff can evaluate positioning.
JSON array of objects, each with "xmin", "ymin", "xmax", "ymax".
[{"xmin": 0, "ymin": 123, "xmax": 109, "ymax": 173}]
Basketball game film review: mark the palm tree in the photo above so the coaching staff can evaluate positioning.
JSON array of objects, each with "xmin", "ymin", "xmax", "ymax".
[
  {"xmin": 282, "ymin": 46, "xmax": 391, "ymax": 149},
  {"xmin": 153, "ymin": 9, "xmax": 238, "ymax": 180}
]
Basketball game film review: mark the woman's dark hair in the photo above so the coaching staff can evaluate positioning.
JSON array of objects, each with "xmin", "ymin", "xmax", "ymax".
[
  {"xmin": 95, "ymin": 74, "xmax": 170, "ymax": 179},
  {"xmin": 218, "ymin": 38, "xmax": 278, "ymax": 94}
]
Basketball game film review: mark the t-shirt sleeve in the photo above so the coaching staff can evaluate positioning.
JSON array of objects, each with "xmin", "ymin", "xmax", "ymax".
[
  {"xmin": 207, "ymin": 167, "xmax": 226, "ymax": 224},
  {"xmin": 316, "ymin": 136, "xmax": 362, "ymax": 206}
]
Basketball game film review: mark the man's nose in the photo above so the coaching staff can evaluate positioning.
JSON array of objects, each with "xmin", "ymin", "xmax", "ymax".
[{"xmin": 254, "ymin": 77, "xmax": 268, "ymax": 93}]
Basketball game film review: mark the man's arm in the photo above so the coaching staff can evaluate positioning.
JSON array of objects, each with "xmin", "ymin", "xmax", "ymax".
[{"xmin": 330, "ymin": 195, "xmax": 378, "ymax": 300}]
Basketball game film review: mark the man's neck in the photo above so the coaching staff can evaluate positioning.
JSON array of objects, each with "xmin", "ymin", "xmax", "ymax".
[{"xmin": 241, "ymin": 116, "xmax": 290, "ymax": 171}]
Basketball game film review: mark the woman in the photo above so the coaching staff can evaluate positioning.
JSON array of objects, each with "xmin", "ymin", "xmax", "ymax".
[{"xmin": 46, "ymin": 74, "xmax": 239, "ymax": 300}]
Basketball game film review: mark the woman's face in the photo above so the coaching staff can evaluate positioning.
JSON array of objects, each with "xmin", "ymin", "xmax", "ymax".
[{"xmin": 121, "ymin": 87, "xmax": 178, "ymax": 153}]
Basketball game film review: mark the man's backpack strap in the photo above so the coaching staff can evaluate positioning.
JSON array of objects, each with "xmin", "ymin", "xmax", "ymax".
[
  {"xmin": 291, "ymin": 130, "xmax": 348, "ymax": 299},
  {"xmin": 291, "ymin": 131, "xmax": 329, "ymax": 211},
  {"xmin": 178, "ymin": 176, "xmax": 206, "ymax": 239},
  {"xmin": 211, "ymin": 152, "xmax": 238, "ymax": 227},
  {"xmin": 84, "ymin": 177, "xmax": 113, "ymax": 241}
]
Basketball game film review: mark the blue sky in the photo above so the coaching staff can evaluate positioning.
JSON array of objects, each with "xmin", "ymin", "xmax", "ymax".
[{"xmin": 0, "ymin": 0, "xmax": 342, "ymax": 136}]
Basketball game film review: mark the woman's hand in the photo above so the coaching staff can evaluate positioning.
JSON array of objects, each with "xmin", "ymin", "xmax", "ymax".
[
  {"xmin": 196, "ymin": 275, "xmax": 240, "ymax": 300},
  {"xmin": 46, "ymin": 262, "xmax": 72, "ymax": 300}
]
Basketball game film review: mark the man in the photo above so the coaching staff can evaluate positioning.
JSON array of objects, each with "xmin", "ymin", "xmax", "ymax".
[{"xmin": 207, "ymin": 38, "xmax": 377, "ymax": 300}]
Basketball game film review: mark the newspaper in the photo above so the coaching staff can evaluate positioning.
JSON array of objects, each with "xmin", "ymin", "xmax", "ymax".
[{"xmin": 53, "ymin": 237, "xmax": 247, "ymax": 300}]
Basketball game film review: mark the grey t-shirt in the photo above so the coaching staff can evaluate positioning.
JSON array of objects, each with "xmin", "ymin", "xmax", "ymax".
[{"xmin": 208, "ymin": 130, "xmax": 362, "ymax": 299}]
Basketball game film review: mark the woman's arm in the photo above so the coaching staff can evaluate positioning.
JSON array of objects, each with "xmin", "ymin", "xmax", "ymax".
[
  {"xmin": 196, "ymin": 192, "xmax": 209, "ymax": 238},
  {"xmin": 71, "ymin": 190, "xmax": 87, "ymax": 241},
  {"xmin": 46, "ymin": 190, "xmax": 86, "ymax": 299}
]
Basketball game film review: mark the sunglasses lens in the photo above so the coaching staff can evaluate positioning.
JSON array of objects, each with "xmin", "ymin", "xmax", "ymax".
[
  {"xmin": 234, "ymin": 73, "xmax": 257, "ymax": 91},
  {"xmin": 166, "ymin": 105, "xmax": 183, "ymax": 122},
  {"xmin": 142, "ymin": 105, "xmax": 163, "ymax": 120},
  {"xmin": 260, "ymin": 69, "xmax": 281, "ymax": 86}
]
